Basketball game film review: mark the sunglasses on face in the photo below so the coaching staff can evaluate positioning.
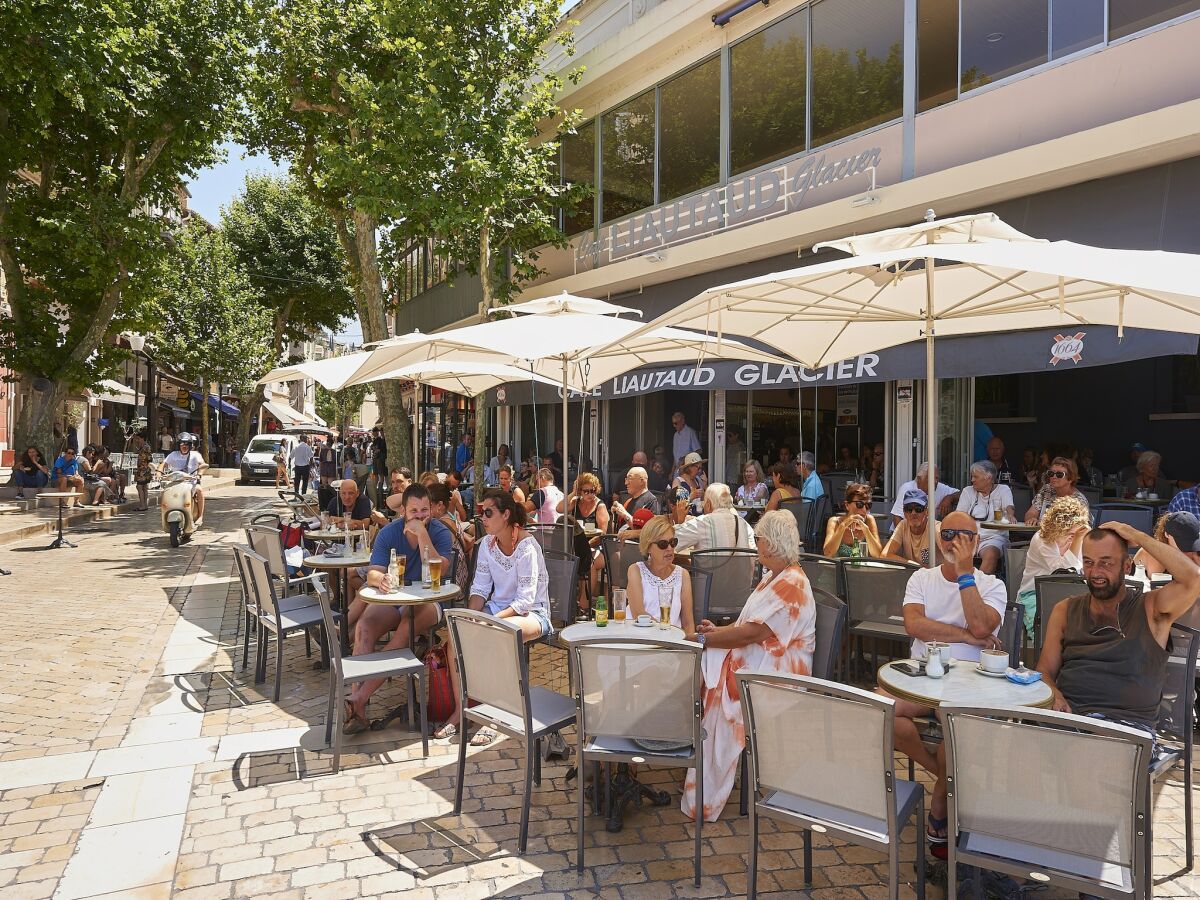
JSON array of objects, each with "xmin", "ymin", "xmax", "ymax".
[
  {"xmin": 481, "ymin": 507, "xmax": 499, "ymax": 518},
  {"xmin": 1047, "ymin": 469, "xmax": 1068, "ymax": 479},
  {"xmin": 903, "ymin": 504, "xmax": 927, "ymax": 514},
  {"xmin": 940, "ymin": 528, "xmax": 977, "ymax": 542},
  {"xmin": 580, "ymin": 488, "xmax": 596, "ymax": 495},
  {"xmin": 653, "ymin": 538, "xmax": 680, "ymax": 550},
  {"xmin": 849, "ymin": 500, "xmax": 869, "ymax": 509}
]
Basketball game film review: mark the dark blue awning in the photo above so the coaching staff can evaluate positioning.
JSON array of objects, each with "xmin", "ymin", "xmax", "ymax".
[{"xmin": 190, "ymin": 392, "xmax": 239, "ymax": 417}]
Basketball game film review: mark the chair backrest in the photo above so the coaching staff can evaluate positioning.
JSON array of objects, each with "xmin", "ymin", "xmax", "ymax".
[
  {"xmin": 811, "ymin": 587, "xmax": 848, "ymax": 681},
  {"xmin": 1093, "ymin": 504, "xmax": 1155, "ymax": 534},
  {"xmin": 600, "ymin": 535, "xmax": 643, "ymax": 592},
  {"xmin": 688, "ymin": 570, "xmax": 711, "ymax": 625},
  {"xmin": 825, "ymin": 472, "xmax": 856, "ymax": 510},
  {"xmin": 230, "ymin": 543, "xmax": 258, "ymax": 615},
  {"xmin": 1078, "ymin": 484, "xmax": 1102, "ymax": 509},
  {"xmin": 573, "ymin": 638, "xmax": 701, "ymax": 745},
  {"xmin": 1000, "ymin": 602, "xmax": 1023, "ymax": 667},
  {"xmin": 233, "ymin": 545, "xmax": 282, "ymax": 620},
  {"xmin": 308, "ymin": 564, "xmax": 342, "ymax": 679},
  {"xmin": 739, "ymin": 672, "xmax": 895, "ymax": 828},
  {"xmin": 542, "ymin": 548, "xmax": 580, "ymax": 627},
  {"xmin": 799, "ymin": 551, "xmax": 842, "ymax": 599},
  {"xmin": 807, "ymin": 494, "xmax": 833, "ymax": 552},
  {"xmin": 1010, "ymin": 484, "xmax": 1032, "ymax": 520},
  {"xmin": 1005, "ymin": 543, "xmax": 1029, "ymax": 608},
  {"xmin": 1033, "ymin": 574, "xmax": 1087, "ymax": 650},
  {"xmin": 688, "ymin": 548, "xmax": 761, "ymax": 620},
  {"xmin": 842, "ymin": 558, "xmax": 918, "ymax": 626},
  {"xmin": 943, "ymin": 706, "xmax": 1151, "ymax": 882},
  {"xmin": 245, "ymin": 523, "xmax": 287, "ymax": 578},
  {"xmin": 530, "ymin": 522, "xmax": 575, "ymax": 555},
  {"xmin": 777, "ymin": 497, "xmax": 815, "ymax": 548},
  {"xmin": 444, "ymin": 609, "xmax": 529, "ymax": 721},
  {"xmin": 1159, "ymin": 623, "xmax": 1200, "ymax": 743}
]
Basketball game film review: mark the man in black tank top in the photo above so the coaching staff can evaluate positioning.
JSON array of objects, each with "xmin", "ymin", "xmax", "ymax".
[{"xmin": 1037, "ymin": 522, "xmax": 1200, "ymax": 732}]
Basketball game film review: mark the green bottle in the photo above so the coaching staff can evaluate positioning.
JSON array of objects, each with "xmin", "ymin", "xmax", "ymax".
[{"xmin": 594, "ymin": 594, "xmax": 608, "ymax": 627}]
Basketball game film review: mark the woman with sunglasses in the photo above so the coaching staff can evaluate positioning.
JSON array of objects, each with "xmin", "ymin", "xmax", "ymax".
[
  {"xmin": 626, "ymin": 515, "xmax": 697, "ymax": 639},
  {"xmin": 1024, "ymin": 456, "xmax": 1089, "ymax": 525},
  {"xmin": 954, "ymin": 460, "xmax": 1015, "ymax": 574},
  {"xmin": 558, "ymin": 472, "xmax": 610, "ymax": 601},
  {"xmin": 822, "ymin": 482, "xmax": 883, "ymax": 558}
]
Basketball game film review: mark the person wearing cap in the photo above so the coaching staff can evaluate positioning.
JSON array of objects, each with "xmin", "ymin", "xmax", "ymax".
[
  {"xmin": 1016, "ymin": 495, "xmax": 1091, "ymax": 634},
  {"xmin": 882, "ymin": 487, "xmax": 940, "ymax": 566},
  {"xmin": 1117, "ymin": 441, "xmax": 1151, "ymax": 485},
  {"xmin": 670, "ymin": 411, "xmax": 702, "ymax": 473},
  {"xmin": 1134, "ymin": 511, "xmax": 1200, "ymax": 578},
  {"xmin": 160, "ymin": 434, "xmax": 207, "ymax": 525},
  {"xmin": 673, "ymin": 451, "xmax": 708, "ymax": 515},
  {"xmin": 612, "ymin": 466, "xmax": 660, "ymax": 530}
]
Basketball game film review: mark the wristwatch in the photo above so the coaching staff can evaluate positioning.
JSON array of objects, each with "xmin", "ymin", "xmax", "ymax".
[{"xmin": 695, "ymin": 632, "xmax": 707, "ymax": 647}]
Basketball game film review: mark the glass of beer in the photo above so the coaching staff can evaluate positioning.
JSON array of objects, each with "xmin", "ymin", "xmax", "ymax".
[
  {"xmin": 612, "ymin": 588, "xmax": 627, "ymax": 624},
  {"xmin": 429, "ymin": 557, "xmax": 443, "ymax": 593},
  {"xmin": 657, "ymin": 584, "xmax": 672, "ymax": 630},
  {"xmin": 394, "ymin": 553, "xmax": 406, "ymax": 588}
]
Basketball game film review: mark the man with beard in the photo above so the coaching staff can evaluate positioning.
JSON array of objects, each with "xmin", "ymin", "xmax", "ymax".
[
  {"xmin": 883, "ymin": 511, "xmax": 1008, "ymax": 851},
  {"xmin": 1037, "ymin": 521, "xmax": 1200, "ymax": 731}
]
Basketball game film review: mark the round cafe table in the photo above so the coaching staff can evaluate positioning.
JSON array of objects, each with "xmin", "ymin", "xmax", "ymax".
[
  {"xmin": 304, "ymin": 550, "xmax": 371, "ymax": 656},
  {"xmin": 40, "ymin": 492, "xmax": 82, "ymax": 549},
  {"xmin": 876, "ymin": 659, "xmax": 1053, "ymax": 709},
  {"xmin": 308, "ymin": 527, "xmax": 367, "ymax": 543},
  {"xmin": 559, "ymin": 620, "xmax": 691, "ymax": 645},
  {"xmin": 979, "ymin": 520, "xmax": 1037, "ymax": 535}
]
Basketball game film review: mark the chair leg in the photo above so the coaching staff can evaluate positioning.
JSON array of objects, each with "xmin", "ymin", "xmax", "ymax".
[
  {"xmin": 304, "ymin": 627, "xmax": 312, "ymax": 658},
  {"xmin": 324, "ymin": 672, "xmax": 336, "ymax": 746},
  {"xmin": 739, "ymin": 749, "xmax": 748, "ymax": 816},
  {"xmin": 241, "ymin": 610, "xmax": 252, "ymax": 671},
  {"xmin": 577, "ymin": 750, "xmax": 586, "ymax": 873},
  {"xmin": 915, "ymin": 791, "xmax": 926, "ymax": 900},
  {"xmin": 747, "ymin": 790, "xmax": 759, "ymax": 900},
  {"xmin": 519, "ymin": 737, "xmax": 535, "ymax": 854},
  {"xmin": 255, "ymin": 626, "xmax": 268, "ymax": 685},
  {"xmin": 533, "ymin": 738, "xmax": 542, "ymax": 787},
  {"xmin": 1185, "ymin": 753, "xmax": 1194, "ymax": 872},
  {"xmin": 695, "ymin": 751, "xmax": 703, "ymax": 887},
  {"xmin": 454, "ymin": 719, "xmax": 468, "ymax": 814},
  {"xmin": 332, "ymin": 687, "xmax": 343, "ymax": 775},
  {"xmin": 417, "ymin": 673, "xmax": 428, "ymax": 758},
  {"xmin": 803, "ymin": 828, "xmax": 812, "ymax": 884},
  {"xmin": 273, "ymin": 629, "xmax": 284, "ymax": 702}
]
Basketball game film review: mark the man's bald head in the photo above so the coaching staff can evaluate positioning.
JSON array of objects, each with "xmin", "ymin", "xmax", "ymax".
[
  {"xmin": 936, "ymin": 510, "xmax": 978, "ymax": 563},
  {"xmin": 632, "ymin": 451, "xmax": 649, "ymax": 467},
  {"xmin": 338, "ymin": 479, "xmax": 359, "ymax": 508}
]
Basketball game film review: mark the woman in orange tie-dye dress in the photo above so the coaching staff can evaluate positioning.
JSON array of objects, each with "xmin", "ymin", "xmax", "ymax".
[{"xmin": 682, "ymin": 510, "xmax": 816, "ymax": 823}]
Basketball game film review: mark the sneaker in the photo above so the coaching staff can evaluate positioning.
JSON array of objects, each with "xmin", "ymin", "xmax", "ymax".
[{"xmin": 14, "ymin": 492, "xmax": 24, "ymax": 500}]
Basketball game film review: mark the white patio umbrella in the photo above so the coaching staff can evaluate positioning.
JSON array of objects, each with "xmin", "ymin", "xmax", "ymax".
[{"xmin": 612, "ymin": 211, "xmax": 1200, "ymax": 565}]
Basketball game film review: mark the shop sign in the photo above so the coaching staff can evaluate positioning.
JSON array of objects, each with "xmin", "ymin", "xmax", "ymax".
[
  {"xmin": 836, "ymin": 385, "xmax": 859, "ymax": 426},
  {"xmin": 176, "ymin": 388, "xmax": 190, "ymax": 408},
  {"xmin": 1049, "ymin": 332, "xmax": 1086, "ymax": 365}
]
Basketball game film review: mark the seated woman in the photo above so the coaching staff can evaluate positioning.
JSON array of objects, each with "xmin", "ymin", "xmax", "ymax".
[
  {"xmin": 882, "ymin": 487, "xmax": 938, "ymax": 566},
  {"xmin": 955, "ymin": 460, "xmax": 1015, "ymax": 574},
  {"xmin": 626, "ymin": 515, "xmax": 696, "ymax": 638},
  {"xmin": 496, "ymin": 465, "xmax": 526, "ymax": 505},
  {"xmin": 735, "ymin": 461, "xmax": 769, "ymax": 509},
  {"xmin": 435, "ymin": 489, "xmax": 552, "ymax": 745},
  {"xmin": 682, "ymin": 510, "xmax": 816, "ymax": 822},
  {"xmin": 12, "ymin": 446, "xmax": 50, "ymax": 499},
  {"xmin": 1016, "ymin": 495, "xmax": 1089, "ymax": 636},
  {"xmin": 558, "ymin": 472, "xmax": 609, "ymax": 604},
  {"xmin": 763, "ymin": 463, "xmax": 801, "ymax": 512},
  {"xmin": 822, "ymin": 482, "xmax": 883, "ymax": 558},
  {"xmin": 1025, "ymin": 456, "xmax": 1089, "ymax": 524},
  {"xmin": 673, "ymin": 452, "xmax": 708, "ymax": 515}
]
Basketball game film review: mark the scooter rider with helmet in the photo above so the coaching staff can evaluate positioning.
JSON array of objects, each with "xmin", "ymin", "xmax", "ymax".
[{"xmin": 159, "ymin": 433, "xmax": 208, "ymax": 526}]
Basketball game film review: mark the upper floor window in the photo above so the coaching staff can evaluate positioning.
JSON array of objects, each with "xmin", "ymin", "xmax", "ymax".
[
  {"xmin": 601, "ymin": 90, "xmax": 655, "ymax": 223},
  {"xmin": 561, "ymin": 120, "xmax": 596, "ymax": 235},
  {"xmin": 730, "ymin": 9, "xmax": 808, "ymax": 176},
  {"xmin": 659, "ymin": 56, "xmax": 721, "ymax": 200},
  {"xmin": 1110, "ymin": 0, "xmax": 1200, "ymax": 42}
]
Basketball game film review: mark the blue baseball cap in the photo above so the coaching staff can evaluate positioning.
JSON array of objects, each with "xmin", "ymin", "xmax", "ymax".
[{"xmin": 902, "ymin": 487, "xmax": 928, "ymax": 508}]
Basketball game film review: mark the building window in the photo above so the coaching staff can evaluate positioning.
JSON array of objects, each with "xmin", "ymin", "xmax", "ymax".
[
  {"xmin": 811, "ymin": 0, "xmax": 904, "ymax": 146},
  {"xmin": 658, "ymin": 56, "xmax": 721, "ymax": 200},
  {"xmin": 730, "ymin": 9, "xmax": 808, "ymax": 176},
  {"xmin": 918, "ymin": 0, "xmax": 959, "ymax": 111},
  {"xmin": 1110, "ymin": 0, "xmax": 1200, "ymax": 42},
  {"xmin": 561, "ymin": 120, "xmax": 596, "ymax": 235},
  {"xmin": 960, "ymin": 0, "xmax": 1048, "ymax": 91},
  {"xmin": 601, "ymin": 90, "xmax": 655, "ymax": 223},
  {"xmin": 1051, "ymin": 0, "xmax": 1104, "ymax": 58}
]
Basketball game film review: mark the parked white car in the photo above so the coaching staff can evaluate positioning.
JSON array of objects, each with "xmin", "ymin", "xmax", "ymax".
[{"xmin": 239, "ymin": 434, "xmax": 297, "ymax": 485}]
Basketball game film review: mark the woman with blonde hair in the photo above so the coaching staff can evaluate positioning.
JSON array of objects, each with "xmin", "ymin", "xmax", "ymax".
[
  {"xmin": 1016, "ymin": 494, "xmax": 1090, "ymax": 634},
  {"xmin": 626, "ymin": 515, "xmax": 696, "ymax": 638},
  {"xmin": 823, "ymin": 482, "xmax": 883, "ymax": 558},
  {"xmin": 735, "ymin": 460, "xmax": 769, "ymax": 506}
]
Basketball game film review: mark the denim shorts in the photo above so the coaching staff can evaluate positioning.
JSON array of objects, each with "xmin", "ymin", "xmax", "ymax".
[{"xmin": 530, "ymin": 609, "xmax": 554, "ymax": 638}]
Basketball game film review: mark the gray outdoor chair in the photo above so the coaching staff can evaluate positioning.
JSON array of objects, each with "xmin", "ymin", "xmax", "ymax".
[
  {"xmin": 1010, "ymin": 484, "xmax": 1032, "ymax": 521},
  {"xmin": 738, "ymin": 672, "xmax": 926, "ymax": 900},
  {"xmin": 1154, "ymin": 623, "xmax": 1199, "ymax": 871},
  {"xmin": 779, "ymin": 496, "xmax": 826, "ymax": 552},
  {"xmin": 943, "ymin": 705, "xmax": 1153, "ymax": 900},
  {"xmin": 1004, "ymin": 543, "xmax": 1029, "ymax": 610},
  {"xmin": 1092, "ymin": 503, "xmax": 1155, "ymax": 533},
  {"xmin": 1032, "ymin": 574, "xmax": 1088, "ymax": 653},
  {"xmin": 689, "ymin": 547, "xmax": 760, "ymax": 622},
  {"xmin": 311, "ymin": 573, "xmax": 427, "ymax": 773},
  {"xmin": 542, "ymin": 547, "xmax": 581, "ymax": 629},
  {"xmin": 445, "ymin": 608, "xmax": 576, "ymax": 854},
  {"xmin": 233, "ymin": 545, "xmax": 332, "ymax": 702},
  {"xmin": 571, "ymin": 637, "xmax": 704, "ymax": 883},
  {"xmin": 799, "ymin": 551, "xmax": 843, "ymax": 599},
  {"xmin": 599, "ymin": 535, "xmax": 643, "ymax": 594},
  {"xmin": 842, "ymin": 558, "xmax": 920, "ymax": 670}
]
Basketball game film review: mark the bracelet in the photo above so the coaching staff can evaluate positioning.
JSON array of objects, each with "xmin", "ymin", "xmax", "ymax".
[{"xmin": 957, "ymin": 575, "xmax": 976, "ymax": 590}]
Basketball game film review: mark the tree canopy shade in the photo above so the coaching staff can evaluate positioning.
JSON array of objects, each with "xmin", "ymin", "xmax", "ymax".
[
  {"xmin": 150, "ymin": 220, "xmax": 273, "ymax": 462},
  {"xmin": 221, "ymin": 173, "xmax": 355, "ymax": 447},
  {"xmin": 0, "ymin": 0, "xmax": 255, "ymax": 453}
]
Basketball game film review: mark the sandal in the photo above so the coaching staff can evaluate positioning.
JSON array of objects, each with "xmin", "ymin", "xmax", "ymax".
[
  {"xmin": 470, "ymin": 726, "xmax": 498, "ymax": 747},
  {"xmin": 926, "ymin": 811, "xmax": 948, "ymax": 844},
  {"xmin": 342, "ymin": 701, "xmax": 370, "ymax": 735},
  {"xmin": 433, "ymin": 722, "xmax": 459, "ymax": 740}
]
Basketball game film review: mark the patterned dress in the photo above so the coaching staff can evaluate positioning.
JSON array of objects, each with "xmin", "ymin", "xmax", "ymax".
[{"xmin": 681, "ymin": 565, "xmax": 816, "ymax": 823}]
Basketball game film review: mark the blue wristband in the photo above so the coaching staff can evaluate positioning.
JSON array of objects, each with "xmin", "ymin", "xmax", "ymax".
[{"xmin": 957, "ymin": 575, "xmax": 976, "ymax": 590}]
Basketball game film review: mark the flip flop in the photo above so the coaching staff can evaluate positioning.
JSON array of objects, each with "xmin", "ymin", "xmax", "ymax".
[
  {"xmin": 342, "ymin": 701, "xmax": 369, "ymax": 735},
  {"xmin": 470, "ymin": 726, "xmax": 498, "ymax": 747},
  {"xmin": 926, "ymin": 811, "xmax": 948, "ymax": 843}
]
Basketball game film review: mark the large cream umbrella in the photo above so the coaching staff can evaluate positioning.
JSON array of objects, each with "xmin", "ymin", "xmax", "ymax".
[{"xmin": 610, "ymin": 211, "xmax": 1200, "ymax": 565}]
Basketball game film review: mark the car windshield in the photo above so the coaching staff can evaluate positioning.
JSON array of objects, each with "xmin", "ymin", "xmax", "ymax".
[{"xmin": 248, "ymin": 439, "xmax": 281, "ymax": 454}]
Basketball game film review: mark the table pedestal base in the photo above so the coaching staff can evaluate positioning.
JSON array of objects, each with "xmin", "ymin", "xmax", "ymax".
[
  {"xmin": 569, "ymin": 762, "xmax": 671, "ymax": 832},
  {"xmin": 48, "ymin": 500, "xmax": 76, "ymax": 550}
]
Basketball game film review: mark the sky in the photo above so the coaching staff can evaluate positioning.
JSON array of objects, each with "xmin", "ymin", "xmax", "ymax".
[{"xmin": 186, "ymin": 141, "xmax": 364, "ymax": 345}]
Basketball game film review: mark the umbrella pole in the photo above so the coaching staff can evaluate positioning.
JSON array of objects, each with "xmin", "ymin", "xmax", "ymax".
[
  {"xmin": 562, "ymin": 357, "xmax": 571, "ymax": 554},
  {"xmin": 924, "ymin": 254, "xmax": 938, "ymax": 569}
]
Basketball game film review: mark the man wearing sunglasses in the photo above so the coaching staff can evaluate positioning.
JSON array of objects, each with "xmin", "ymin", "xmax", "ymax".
[
  {"xmin": 1037, "ymin": 521, "xmax": 1200, "ymax": 735},
  {"xmin": 886, "ymin": 511, "xmax": 1008, "ymax": 847}
]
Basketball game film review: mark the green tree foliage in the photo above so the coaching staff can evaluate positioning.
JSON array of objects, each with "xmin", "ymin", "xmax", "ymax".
[
  {"xmin": 221, "ymin": 173, "xmax": 356, "ymax": 446},
  {"xmin": 0, "ymin": 0, "xmax": 254, "ymax": 453},
  {"xmin": 150, "ymin": 221, "xmax": 273, "ymax": 462},
  {"xmin": 315, "ymin": 382, "xmax": 368, "ymax": 445}
]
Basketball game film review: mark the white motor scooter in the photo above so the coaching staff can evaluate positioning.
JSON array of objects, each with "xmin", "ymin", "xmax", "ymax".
[{"xmin": 160, "ymin": 469, "xmax": 204, "ymax": 547}]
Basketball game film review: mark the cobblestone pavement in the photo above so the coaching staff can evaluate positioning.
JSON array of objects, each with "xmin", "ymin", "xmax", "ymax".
[{"xmin": 0, "ymin": 484, "xmax": 1196, "ymax": 899}]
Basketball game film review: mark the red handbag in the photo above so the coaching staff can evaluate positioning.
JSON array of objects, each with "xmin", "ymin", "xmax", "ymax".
[{"xmin": 424, "ymin": 645, "xmax": 455, "ymax": 724}]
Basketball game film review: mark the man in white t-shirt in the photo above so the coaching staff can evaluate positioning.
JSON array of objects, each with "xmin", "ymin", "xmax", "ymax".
[
  {"xmin": 291, "ymin": 436, "xmax": 315, "ymax": 495},
  {"xmin": 890, "ymin": 462, "xmax": 960, "ymax": 525},
  {"xmin": 160, "ymin": 435, "xmax": 208, "ymax": 524},
  {"xmin": 882, "ymin": 511, "xmax": 1006, "ymax": 851}
]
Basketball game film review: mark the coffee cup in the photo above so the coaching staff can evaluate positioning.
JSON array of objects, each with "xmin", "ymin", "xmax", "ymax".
[
  {"xmin": 981, "ymin": 649, "xmax": 1008, "ymax": 673},
  {"xmin": 1148, "ymin": 493, "xmax": 1159, "ymax": 500},
  {"xmin": 636, "ymin": 613, "xmax": 654, "ymax": 626}
]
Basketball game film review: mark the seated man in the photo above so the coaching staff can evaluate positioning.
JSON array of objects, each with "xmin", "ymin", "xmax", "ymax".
[
  {"xmin": 375, "ymin": 467, "xmax": 412, "ymax": 525},
  {"xmin": 1038, "ymin": 521, "xmax": 1200, "ymax": 737},
  {"xmin": 327, "ymin": 478, "xmax": 373, "ymax": 529},
  {"xmin": 882, "ymin": 512, "xmax": 1007, "ymax": 850},
  {"xmin": 159, "ymin": 435, "xmax": 207, "ymax": 525},
  {"xmin": 798, "ymin": 452, "xmax": 824, "ymax": 501},
  {"xmin": 673, "ymin": 483, "xmax": 756, "ymax": 552},
  {"xmin": 611, "ymin": 466, "xmax": 660, "ymax": 531},
  {"xmin": 882, "ymin": 488, "xmax": 940, "ymax": 567},
  {"xmin": 342, "ymin": 483, "xmax": 453, "ymax": 733},
  {"xmin": 891, "ymin": 462, "xmax": 959, "ymax": 526},
  {"xmin": 52, "ymin": 447, "xmax": 85, "ymax": 499}
]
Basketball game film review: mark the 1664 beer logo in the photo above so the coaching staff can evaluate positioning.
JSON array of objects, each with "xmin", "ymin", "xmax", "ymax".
[{"xmin": 1049, "ymin": 333, "xmax": 1085, "ymax": 366}]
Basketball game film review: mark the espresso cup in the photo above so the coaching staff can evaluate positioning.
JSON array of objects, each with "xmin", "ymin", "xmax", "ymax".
[
  {"xmin": 981, "ymin": 649, "xmax": 1009, "ymax": 673},
  {"xmin": 636, "ymin": 613, "xmax": 654, "ymax": 626}
]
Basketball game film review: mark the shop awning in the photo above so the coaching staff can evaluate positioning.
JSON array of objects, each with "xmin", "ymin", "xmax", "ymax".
[
  {"xmin": 262, "ymin": 399, "xmax": 319, "ymax": 427},
  {"xmin": 93, "ymin": 379, "xmax": 136, "ymax": 405},
  {"xmin": 485, "ymin": 325, "xmax": 1199, "ymax": 404},
  {"xmin": 189, "ymin": 391, "xmax": 239, "ymax": 417}
]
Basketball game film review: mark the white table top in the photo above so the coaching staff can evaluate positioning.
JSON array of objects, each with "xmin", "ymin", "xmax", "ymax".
[
  {"xmin": 979, "ymin": 520, "xmax": 1037, "ymax": 532},
  {"xmin": 877, "ymin": 660, "xmax": 1052, "ymax": 709},
  {"xmin": 1113, "ymin": 497, "xmax": 1171, "ymax": 507},
  {"xmin": 303, "ymin": 552, "xmax": 371, "ymax": 570},
  {"xmin": 307, "ymin": 527, "xmax": 367, "ymax": 541},
  {"xmin": 359, "ymin": 584, "xmax": 461, "ymax": 605},
  {"xmin": 39, "ymin": 491, "xmax": 82, "ymax": 499},
  {"xmin": 559, "ymin": 620, "xmax": 694, "ymax": 645}
]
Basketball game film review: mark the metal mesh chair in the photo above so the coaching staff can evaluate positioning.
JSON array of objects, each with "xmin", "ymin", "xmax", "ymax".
[
  {"xmin": 824, "ymin": 472, "xmax": 857, "ymax": 510},
  {"xmin": 599, "ymin": 535, "xmax": 643, "ymax": 594},
  {"xmin": 778, "ymin": 497, "xmax": 821, "ymax": 552},
  {"xmin": 1004, "ymin": 543, "xmax": 1029, "ymax": 609},
  {"xmin": 688, "ymin": 548, "xmax": 760, "ymax": 622},
  {"xmin": 799, "ymin": 552, "xmax": 843, "ymax": 599},
  {"xmin": 1154, "ymin": 623, "xmax": 1199, "ymax": 871},
  {"xmin": 739, "ymin": 672, "xmax": 925, "ymax": 900},
  {"xmin": 1010, "ymin": 484, "xmax": 1033, "ymax": 521},
  {"xmin": 1032, "ymin": 574, "xmax": 1088, "ymax": 653},
  {"xmin": 812, "ymin": 587, "xmax": 848, "ymax": 681},
  {"xmin": 1092, "ymin": 503, "xmax": 1155, "ymax": 533},
  {"xmin": 311, "ymin": 574, "xmax": 427, "ymax": 773},
  {"xmin": 1079, "ymin": 484, "xmax": 1103, "ymax": 508},
  {"xmin": 842, "ymin": 558, "xmax": 919, "ymax": 669},
  {"xmin": 572, "ymin": 638, "xmax": 704, "ymax": 883},
  {"xmin": 445, "ymin": 609, "xmax": 575, "ymax": 854},
  {"xmin": 944, "ymin": 705, "xmax": 1152, "ymax": 900},
  {"xmin": 542, "ymin": 548, "xmax": 580, "ymax": 629}
]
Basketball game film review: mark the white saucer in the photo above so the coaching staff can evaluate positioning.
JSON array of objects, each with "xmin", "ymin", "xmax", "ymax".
[
  {"xmin": 974, "ymin": 665, "xmax": 1008, "ymax": 678},
  {"xmin": 921, "ymin": 656, "xmax": 956, "ymax": 668},
  {"xmin": 632, "ymin": 620, "xmax": 655, "ymax": 628}
]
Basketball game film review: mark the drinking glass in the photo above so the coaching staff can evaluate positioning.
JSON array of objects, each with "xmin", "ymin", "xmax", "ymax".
[
  {"xmin": 421, "ymin": 544, "xmax": 432, "ymax": 587},
  {"xmin": 429, "ymin": 557, "xmax": 443, "ymax": 592},
  {"xmin": 394, "ymin": 554, "xmax": 406, "ymax": 587},
  {"xmin": 612, "ymin": 588, "xmax": 627, "ymax": 624},
  {"xmin": 657, "ymin": 584, "xmax": 672, "ymax": 629},
  {"xmin": 320, "ymin": 511, "xmax": 330, "ymax": 531}
]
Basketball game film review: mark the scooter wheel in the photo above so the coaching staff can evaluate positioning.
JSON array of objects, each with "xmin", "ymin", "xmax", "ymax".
[{"xmin": 169, "ymin": 520, "xmax": 181, "ymax": 548}]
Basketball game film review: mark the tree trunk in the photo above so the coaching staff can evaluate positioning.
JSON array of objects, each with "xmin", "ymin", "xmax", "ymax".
[
  {"xmin": 237, "ymin": 383, "xmax": 265, "ymax": 449},
  {"xmin": 198, "ymin": 384, "xmax": 211, "ymax": 464},
  {"xmin": 13, "ymin": 376, "xmax": 66, "ymax": 459}
]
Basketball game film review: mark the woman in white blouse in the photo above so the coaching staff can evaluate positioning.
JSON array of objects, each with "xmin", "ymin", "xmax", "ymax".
[
  {"xmin": 735, "ymin": 461, "xmax": 769, "ymax": 506},
  {"xmin": 626, "ymin": 515, "xmax": 697, "ymax": 640},
  {"xmin": 1016, "ymin": 495, "xmax": 1090, "ymax": 636},
  {"xmin": 955, "ymin": 460, "xmax": 1016, "ymax": 574}
]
